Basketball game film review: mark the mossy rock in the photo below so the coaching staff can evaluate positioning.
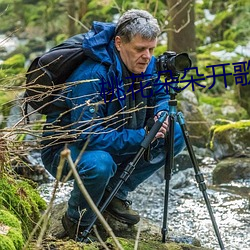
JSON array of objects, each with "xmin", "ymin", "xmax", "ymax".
[
  {"xmin": 198, "ymin": 93, "xmax": 248, "ymax": 122},
  {"xmin": 106, "ymin": 237, "xmax": 211, "ymax": 250},
  {"xmin": 0, "ymin": 209, "xmax": 24, "ymax": 250},
  {"xmin": 209, "ymin": 120, "xmax": 250, "ymax": 160},
  {"xmin": 28, "ymin": 235, "xmax": 211, "ymax": 250},
  {"xmin": 0, "ymin": 174, "xmax": 47, "ymax": 239},
  {"xmin": 43, "ymin": 202, "xmax": 211, "ymax": 250}
]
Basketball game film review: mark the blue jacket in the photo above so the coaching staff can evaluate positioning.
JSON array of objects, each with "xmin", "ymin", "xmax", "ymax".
[{"xmin": 44, "ymin": 21, "xmax": 170, "ymax": 156}]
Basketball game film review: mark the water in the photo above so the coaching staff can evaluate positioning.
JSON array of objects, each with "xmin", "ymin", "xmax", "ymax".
[
  {"xmin": 38, "ymin": 157, "xmax": 250, "ymax": 250},
  {"xmin": 129, "ymin": 158, "xmax": 250, "ymax": 250}
]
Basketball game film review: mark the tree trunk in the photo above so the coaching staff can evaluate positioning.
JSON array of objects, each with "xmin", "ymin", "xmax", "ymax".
[
  {"xmin": 78, "ymin": 0, "xmax": 88, "ymax": 20},
  {"xmin": 167, "ymin": 0, "xmax": 196, "ymax": 63},
  {"xmin": 67, "ymin": 0, "xmax": 76, "ymax": 36}
]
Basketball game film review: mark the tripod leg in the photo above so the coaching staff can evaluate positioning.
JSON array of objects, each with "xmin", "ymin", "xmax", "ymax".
[
  {"xmin": 162, "ymin": 114, "xmax": 175, "ymax": 243},
  {"xmin": 177, "ymin": 112, "xmax": 225, "ymax": 250}
]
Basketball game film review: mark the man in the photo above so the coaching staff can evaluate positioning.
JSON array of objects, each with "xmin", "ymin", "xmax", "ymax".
[{"xmin": 41, "ymin": 9, "xmax": 185, "ymax": 241}]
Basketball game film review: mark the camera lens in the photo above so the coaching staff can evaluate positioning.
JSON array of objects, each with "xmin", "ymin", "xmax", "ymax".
[{"xmin": 174, "ymin": 53, "xmax": 192, "ymax": 72}]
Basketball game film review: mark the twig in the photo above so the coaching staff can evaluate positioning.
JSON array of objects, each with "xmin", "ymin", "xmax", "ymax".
[
  {"xmin": 68, "ymin": 14, "xmax": 89, "ymax": 31},
  {"xmin": 61, "ymin": 148, "xmax": 124, "ymax": 250},
  {"xmin": 93, "ymin": 225, "xmax": 110, "ymax": 250},
  {"xmin": 22, "ymin": 154, "xmax": 65, "ymax": 249},
  {"xmin": 134, "ymin": 217, "xmax": 142, "ymax": 250}
]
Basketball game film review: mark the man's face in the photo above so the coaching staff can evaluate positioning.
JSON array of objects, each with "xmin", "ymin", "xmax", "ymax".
[{"xmin": 115, "ymin": 35, "xmax": 157, "ymax": 74}]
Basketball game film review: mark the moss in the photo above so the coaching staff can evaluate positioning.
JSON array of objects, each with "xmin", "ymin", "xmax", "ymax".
[
  {"xmin": 29, "ymin": 239, "xmax": 98, "ymax": 250},
  {"xmin": 0, "ymin": 209, "xmax": 21, "ymax": 229},
  {"xmin": 199, "ymin": 95, "xmax": 224, "ymax": 107},
  {"xmin": 0, "ymin": 174, "xmax": 47, "ymax": 239},
  {"xmin": 1, "ymin": 54, "xmax": 25, "ymax": 69},
  {"xmin": 105, "ymin": 237, "xmax": 208, "ymax": 250},
  {"xmin": 0, "ymin": 235, "xmax": 16, "ymax": 250},
  {"xmin": 213, "ymin": 120, "xmax": 250, "ymax": 133},
  {"xmin": 214, "ymin": 119, "xmax": 232, "ymax": 126},
  {"xmin": 0, "ymin": 54, "xmax": 26, "ymax": 87},
  {"xmin": 209, "ymin": 120, "xmax": 250, "ymax": 151},
  {"xmin": 197, "ymin": 91, "xmax": 248, "ymax": 122},
  {"xmin": 0, "ymin": 209, "xmax": 24, "ymax": 249},
  {"xmin": 7, "ymin": 228, "xmax": 24, "ymax": 249},
  {"xmin": 217, "ymin": 40, "xmax": 237, "ymax": 51},
  {"xmin": 84, "ymin": 243, "xmax": 100, "ymax": 250}
]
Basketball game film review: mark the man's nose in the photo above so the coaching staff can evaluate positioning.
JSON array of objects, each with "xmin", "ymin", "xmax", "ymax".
[{"xmin": 142, "ymin": 49, "xmax": 151, "ymax": 59}]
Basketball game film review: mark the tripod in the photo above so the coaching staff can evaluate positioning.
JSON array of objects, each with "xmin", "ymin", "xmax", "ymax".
[
  {"xmin": 81, "ymin": 111, "xmax": 168, "ymax": 241},
  {"xmin": 82, "ymin": 80, "xmax": 225, "ymax": 250},
  {"xmin": 161, "ymin": 79, "xmax": 225, "ymax": 249}
]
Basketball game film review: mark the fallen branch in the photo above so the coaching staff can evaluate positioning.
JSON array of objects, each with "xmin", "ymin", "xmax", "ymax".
[{"xmin": 61, "ymin": 147, "xmax": 124, "ymax": 250}]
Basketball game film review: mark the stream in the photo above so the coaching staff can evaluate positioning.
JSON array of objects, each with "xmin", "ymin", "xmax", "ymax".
[{"xmin": 38, "ymin": 155, "xmax": 250, "ymax": 250}]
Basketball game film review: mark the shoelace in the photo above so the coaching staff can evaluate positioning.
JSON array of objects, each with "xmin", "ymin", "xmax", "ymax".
[{"xmin": 123, "ymin": 199, "xmax": 132, "ymax": 209}]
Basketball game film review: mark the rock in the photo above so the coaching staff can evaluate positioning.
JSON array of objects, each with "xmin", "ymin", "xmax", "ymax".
[
  {"xmin": 235, "ymin": 81, "xmax": 250, "ymax": 116},
  {"xmin": 209, "ymin": 120, "xmax": 250, "ymax": 160},
  {"xmin": 12, "ymin": 150, "xmax": 51, "ymax": 183},
  {"xmin": 221, "ymin": 105, "xmax": 237, "ymax": 116},
  {"xmin": 179, "ymin": 99, "xmax": 211, "ymax": 148},
  {"xmin": 170, "ymin": 168, "xmax": 193, "ymax": 189},
  {"xmin": 210, "ymin": 120, "xmax": 250, "ymax": 184},
  {"xmin": 214, "ymin": 118, "xmax": 232, "ymax": 126},
  {"xmin": 174, "ymin": 150, "xmax": 193, "ymax": 172},
  {"xmin": 199, "ymin": 103, "xmax": 214, "ymax": 118},
  {"xmin": 213, "ymin": 157, "xmax": 250, "ymax": 184},
  {"xmin": 44, "ymin": 201, "xmax": 212, "ymax": 250},
  {"xmin": 180, "ymin": 90, "xmax": 198, "ymax": 105}
]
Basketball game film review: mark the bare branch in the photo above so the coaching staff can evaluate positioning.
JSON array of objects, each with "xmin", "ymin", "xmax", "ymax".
[
  {"xmin": 62, "ymin": 148, "xmax": 124, "ymax": 250},
  {"xmin": 68, "ymin": 14, "xmax": 90, "ymax": 32}
]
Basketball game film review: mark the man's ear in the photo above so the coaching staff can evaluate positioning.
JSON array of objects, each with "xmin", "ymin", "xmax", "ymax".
[{"xmin": 115, "ymin": 36, "xmax": 122, "ymax": 51}]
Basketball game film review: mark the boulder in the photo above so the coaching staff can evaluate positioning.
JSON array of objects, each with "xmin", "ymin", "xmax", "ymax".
[
  {"xmin": 209, "ymin": 120, "xmax": 250, "ymax": 160},
  {"xmin": 179, "ymin": 90, "xmax": 211, "ymax": 148},
  {"xmin": 213, "ymin": 157, "xmax": 250, "ymax": 184},
  {"xmin": 42, "ymin": 201, "xmax": 211, "ymax": 250}
]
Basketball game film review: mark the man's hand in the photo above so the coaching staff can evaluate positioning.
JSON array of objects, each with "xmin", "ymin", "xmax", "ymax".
[{"xmin": 154, "ymin": 111, "xmax": 169, "ymax": 139}]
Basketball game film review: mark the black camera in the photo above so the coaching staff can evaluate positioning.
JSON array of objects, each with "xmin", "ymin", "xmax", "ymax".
[{"xmin": 156, "ymin": 51, "xmax": 192, "ymax": 78}]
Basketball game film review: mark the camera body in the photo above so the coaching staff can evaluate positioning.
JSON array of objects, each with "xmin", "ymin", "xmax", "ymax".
[{"xmin": 156, "ymin": 51, "xmax": 192, "ymax": 78}]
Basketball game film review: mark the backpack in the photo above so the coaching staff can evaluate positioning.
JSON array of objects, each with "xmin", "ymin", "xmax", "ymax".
[{"xmin": 24, "ymin": 34, "xmax": 87, "ymax": 115}]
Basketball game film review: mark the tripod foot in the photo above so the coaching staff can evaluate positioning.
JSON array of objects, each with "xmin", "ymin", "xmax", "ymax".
[{"xmin": 161, "ymin": 227, "xmax": 168, "ymax": 243}]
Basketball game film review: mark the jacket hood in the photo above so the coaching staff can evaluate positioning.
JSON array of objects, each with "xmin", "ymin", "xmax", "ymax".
[{"xmin": 82, "ymin": 21, "xmax": 116, "ymax": 65}]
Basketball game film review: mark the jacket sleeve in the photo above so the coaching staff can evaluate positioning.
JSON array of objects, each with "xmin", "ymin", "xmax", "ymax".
[{"xmin": 65, "ymin": 61, "xmax": 146, "ymax": 156}]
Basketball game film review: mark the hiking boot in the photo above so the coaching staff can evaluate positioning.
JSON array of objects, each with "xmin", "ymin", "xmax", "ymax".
[
  {"xmin": 61, "ymin": 213, "xmax": 97, "ymax": 243},
  {"xmin": 105, "ymin": 196, "xmax": 140, "ymax": 225}
]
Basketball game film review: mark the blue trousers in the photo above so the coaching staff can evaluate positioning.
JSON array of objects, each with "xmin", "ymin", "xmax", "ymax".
[{"xmin": 41, "ymin": 122, "xmax": 185, "ymax": 226}]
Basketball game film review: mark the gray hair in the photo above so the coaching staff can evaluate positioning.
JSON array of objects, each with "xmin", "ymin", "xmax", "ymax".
[{"xmin": 115, "ymin": 9, "xmax": 160, "ymax": 43}]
